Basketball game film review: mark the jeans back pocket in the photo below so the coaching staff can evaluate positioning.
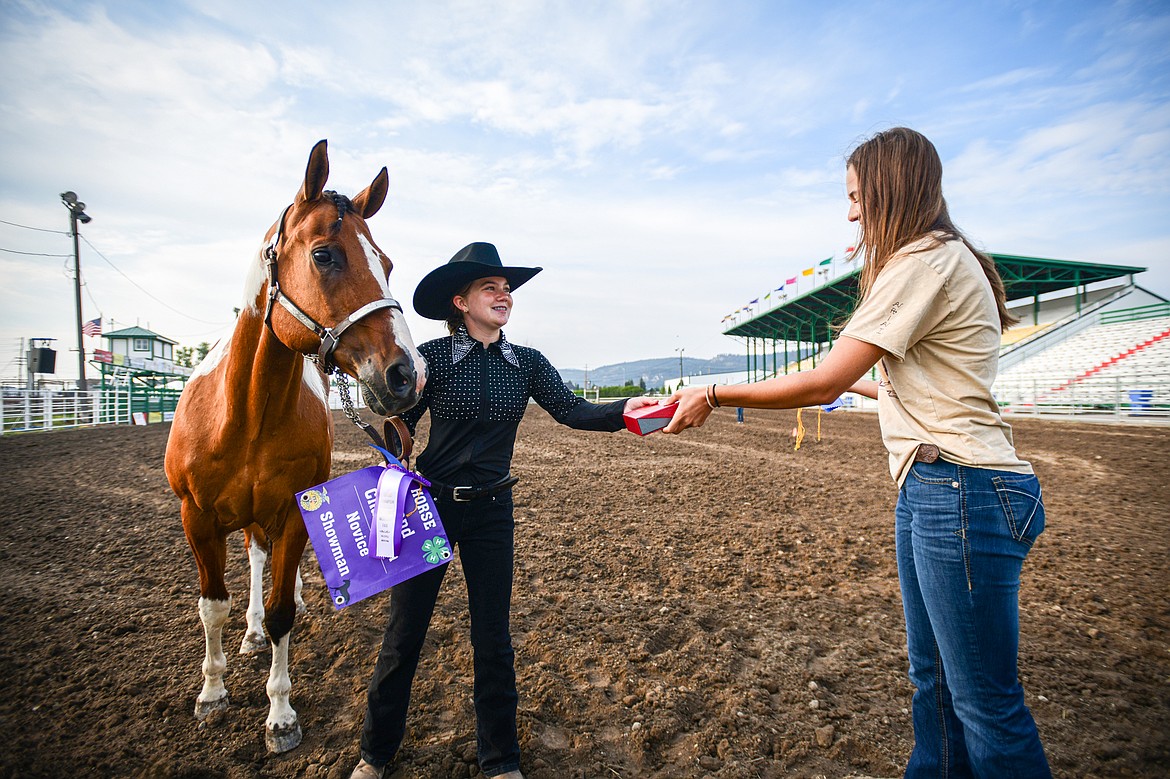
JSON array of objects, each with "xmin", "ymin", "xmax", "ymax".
[{"xmin": 992, "ymin": 474, "xmax": 1046, "ymax": 546}]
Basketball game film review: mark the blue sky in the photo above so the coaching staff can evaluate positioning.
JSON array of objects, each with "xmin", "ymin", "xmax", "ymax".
[{"xmin": 2, "ymin": 0, "xmax": 1168, "ymax": 384}]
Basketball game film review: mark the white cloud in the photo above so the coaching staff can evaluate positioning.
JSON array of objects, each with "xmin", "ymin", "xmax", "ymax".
[
  {"xmin": 949, "ymin": 102, "xmax": 1170, "ymax": 201},
  {"xmin": 1, "ymin": 0, "xmax": 1168, "ymax": 384}
]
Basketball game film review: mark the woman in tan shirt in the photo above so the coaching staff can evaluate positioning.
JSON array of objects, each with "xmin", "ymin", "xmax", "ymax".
[{"xmin": 666, "ymin": 127, "xmax": 1050, "ymax": 777}]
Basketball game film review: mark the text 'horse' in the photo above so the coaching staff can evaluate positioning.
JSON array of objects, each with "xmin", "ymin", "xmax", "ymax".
[{"xmin": 164, "ymin": 140, "xmax": 425, "ymax": 752}]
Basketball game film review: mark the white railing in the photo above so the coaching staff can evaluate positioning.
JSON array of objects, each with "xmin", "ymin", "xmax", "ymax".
[
  {"xmin": 727, "ymin": 368, "xmax": 1169, "ymax": 422},
  {"xmin": 995, "ymin": 369, "xmax": 1170, "ymax": 420},
  {"xmin": 7, "ymin": 366, "xmax": 1169, "ymax": 434},
  {"xmin": 3, "ymin": 382, "xmax": 365, "ymax": 434},
  {"xmin": 1, "ymin": 388, "xmax": 134, "ymax": 434}
]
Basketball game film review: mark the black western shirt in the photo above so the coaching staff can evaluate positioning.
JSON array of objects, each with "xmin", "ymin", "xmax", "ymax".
[{"xmin": 401, "ymin": 326, "xmax": 626, "ymax": 486}]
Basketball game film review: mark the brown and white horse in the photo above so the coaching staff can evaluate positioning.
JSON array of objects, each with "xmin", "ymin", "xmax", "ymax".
[{"xmin": 164, "ymin": 140, "xmax": 425, "ymax": 753}]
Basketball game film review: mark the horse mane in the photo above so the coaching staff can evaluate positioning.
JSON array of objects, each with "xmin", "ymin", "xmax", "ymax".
[{"xmin": 322, "ymin": 190, "xmax": 351, "ymax": 224}]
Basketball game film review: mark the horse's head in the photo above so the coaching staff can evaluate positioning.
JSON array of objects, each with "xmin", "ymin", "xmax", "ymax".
[{"xmin": 260, "ymin": 140, "xmax": 426, "ymax": 415}]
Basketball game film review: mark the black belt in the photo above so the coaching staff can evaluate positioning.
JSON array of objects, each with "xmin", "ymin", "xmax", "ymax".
[{"xmin": 428, "ymin": 474, "xmax": 519, "ymax": 503}]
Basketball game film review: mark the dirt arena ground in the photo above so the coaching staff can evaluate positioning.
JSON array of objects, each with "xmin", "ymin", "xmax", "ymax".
[{"xmin": 0, "ymin": 407, "xmax": 1167, "ymax": 778}]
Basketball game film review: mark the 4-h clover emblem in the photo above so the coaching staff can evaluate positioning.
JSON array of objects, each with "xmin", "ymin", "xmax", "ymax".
[{"xmin": 421, "ymin": 537, "xmax": 451, "ymax": 564}]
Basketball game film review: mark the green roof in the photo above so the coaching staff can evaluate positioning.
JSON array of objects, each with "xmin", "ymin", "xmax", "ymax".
[
  {"xmin": 102, "ymin": 326, "xmax": 178, "ymax": 344},
  {"xmin": 723, "ymin": 253, "xmax": 1147, "ymax": 343}
]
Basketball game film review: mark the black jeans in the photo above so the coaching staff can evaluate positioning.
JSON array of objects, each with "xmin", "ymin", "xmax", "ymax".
[{"xmin": 360, "ymin": 491, "xmax": 520, "ymax": 777}]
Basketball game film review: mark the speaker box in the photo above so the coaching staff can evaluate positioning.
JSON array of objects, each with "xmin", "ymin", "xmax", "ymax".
[{"xmin": 28, "ymin": 347, "xmax": 57, "ymax": 374}]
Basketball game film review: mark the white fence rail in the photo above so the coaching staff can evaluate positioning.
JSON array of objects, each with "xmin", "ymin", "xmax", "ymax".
[
  {"xmin": 995, "ymin": 371, "xmax": 1170, "ymax": 420},
  {"xmin": 5, "ymin": 367, "xmax": 1169, "ymax": 435},
  {"xmin": 1, "ymin": 388, "xmax": 134, "ymax": 434},
  {"xmin": 3, "ymin": 384, "xmax": 365, "ymax": 435}
]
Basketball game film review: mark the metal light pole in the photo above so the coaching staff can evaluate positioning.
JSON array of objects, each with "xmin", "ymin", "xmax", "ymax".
[
  {"xmin": 60, "ymin": 192, "xmax": 92, "ymax": 391},
  {"xmin": 675, "ymin": 346, "xmax": 684, "ymax": 386}
]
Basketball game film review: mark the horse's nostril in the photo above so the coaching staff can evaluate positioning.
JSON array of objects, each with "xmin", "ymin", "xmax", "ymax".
[{"xmin": 387, "ymin": 361, "xmax": 414, "ymax": 397}]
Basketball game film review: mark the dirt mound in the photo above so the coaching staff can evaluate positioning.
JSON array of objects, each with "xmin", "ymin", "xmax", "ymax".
[{"xmin": 0, "ymin": 409, "xmax": 1167, "ymax": 778}]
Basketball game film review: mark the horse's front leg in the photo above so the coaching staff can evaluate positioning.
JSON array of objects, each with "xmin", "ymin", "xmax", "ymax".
[
  {"xmin": 184, "ymin": 510, "xmax": 232, "ymax": 718},
  {"xmin": 197, "ymin": 595, "xmax": 232, "ymax": 717},
  {"xmin": 261, "ymin": 520, "xmax": 310, "ymax": 753},
  {"xmin": 240, "ymin": 529, "xmax": 269, "ymax": 655}
]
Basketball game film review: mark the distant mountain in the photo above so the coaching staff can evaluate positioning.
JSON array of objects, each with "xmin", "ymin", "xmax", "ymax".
[{"xmin": 558, "ymin": 353, "xmax": 756, "ymax": 388}]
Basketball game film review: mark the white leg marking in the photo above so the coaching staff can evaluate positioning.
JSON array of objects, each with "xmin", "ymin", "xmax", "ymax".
[
  {"xmin": 240, "ymin": 543, "xmax": 268, "ymax": 654},
  {"xmin": 264, "ymin": 632, "xmax": 302, "ymax": 752},
  {"xmin": 294, "ymin": 566, "xmax": 307, "ymax": 615},
  {"xmin": 196, "ymin": 596, "xmax": 231, "ymax": 716}
]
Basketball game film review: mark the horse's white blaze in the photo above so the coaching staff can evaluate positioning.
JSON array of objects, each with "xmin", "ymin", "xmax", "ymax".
[
  {"xmin": 197, "ymin": 597, "xmax": 231, "ymax": 709},
  {"xmin": 301, "ymin": 357, "xmax": 328, "ymax": 406},
  {"xmin": 358, "ymin": 234, "xmax": 391, "ymax": 297},
  {"xmin": 241, "ymin": 542, "xmax": 267, "ymax": 652},
  {"xmin": 357, "ymin": 233, "xmax": 426, "ymax": 390},
  {"xmin": 391, "ymin": 308, "xmax": 428, "ymax": 393},
  {"xmin": 265, "ymin": 633, "xmax": 297, "ymax": 729}
]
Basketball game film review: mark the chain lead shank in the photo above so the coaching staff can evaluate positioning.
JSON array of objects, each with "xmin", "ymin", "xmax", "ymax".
[{"xmin": 331, "ymin": 367, "xmax": 389, "ymax": 458}]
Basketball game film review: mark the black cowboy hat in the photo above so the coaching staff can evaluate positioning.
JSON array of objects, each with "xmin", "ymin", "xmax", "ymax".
[{"xmin": 412, "ymin": 242, "xmax": 543, "ymax": 320}]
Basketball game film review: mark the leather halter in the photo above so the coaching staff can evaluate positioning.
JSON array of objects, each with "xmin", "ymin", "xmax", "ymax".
[{"xmin": 262, "ymin": 203, "xmax": 403, "ymax": 371}]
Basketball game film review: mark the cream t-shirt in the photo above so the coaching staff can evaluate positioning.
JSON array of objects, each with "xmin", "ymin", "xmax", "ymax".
[{"xmin": 840, "ymin": 235, "xmax": 1032, "ymax": 486}]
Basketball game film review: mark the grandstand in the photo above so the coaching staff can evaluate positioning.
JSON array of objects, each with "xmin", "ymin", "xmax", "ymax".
[{"xmin": 721, "ymin": 253, "xmax": 1170, "ymax": 420}]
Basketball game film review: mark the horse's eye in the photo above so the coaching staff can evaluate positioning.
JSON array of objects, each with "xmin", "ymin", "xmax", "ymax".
[{"xmin": 312, "ymin": 248, "xmax": 334, "ymax": 267}]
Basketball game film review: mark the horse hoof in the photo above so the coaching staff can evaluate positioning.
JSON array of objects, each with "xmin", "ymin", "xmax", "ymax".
[
  {"xmin": 194, "ymin": 694, "xmax": 229, "ymax": 719},
  {"xmin": 239, "ymin": 631, "xmax": 268, "ymax": 655},
  {"xmin": 266, "ymin": 720, "xmax": 302, "ymax": 753}
]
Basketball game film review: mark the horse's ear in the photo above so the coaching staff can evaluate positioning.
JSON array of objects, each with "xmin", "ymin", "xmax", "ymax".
[
  {"xmin": 352, "ymin": 167, "xmax": 389, "ymax": 219},
  {"xmin": 298, "ymin": 139, "xmax": 329, "ymax": 204}
]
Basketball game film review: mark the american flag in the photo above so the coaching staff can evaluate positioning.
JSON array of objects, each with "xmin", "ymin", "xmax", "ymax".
[{"xmin": 82, "ymin": 317, "xmax": 101, "ymax": 337}]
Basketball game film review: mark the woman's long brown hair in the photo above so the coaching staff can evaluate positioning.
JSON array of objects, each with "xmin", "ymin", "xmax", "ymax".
[{"xmin": 847, "ymin": 127, "xmax": 1017, "ymax": 331}]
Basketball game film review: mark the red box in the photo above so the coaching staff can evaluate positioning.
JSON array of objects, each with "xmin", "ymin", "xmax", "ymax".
[{"xmin": 623, "ymin": 402, "xmax": 678, "ymax": 436}]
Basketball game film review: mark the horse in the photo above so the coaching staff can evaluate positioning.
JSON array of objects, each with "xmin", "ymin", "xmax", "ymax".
[{"xmin": 164, "ymin": 140, "xmax": 426, "ymax": 753}]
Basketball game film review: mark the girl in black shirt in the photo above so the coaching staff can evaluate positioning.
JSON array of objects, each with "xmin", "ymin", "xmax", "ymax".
[{"xmin": 349, "ymin": 242, "xmax": 654, "ymax": 779}]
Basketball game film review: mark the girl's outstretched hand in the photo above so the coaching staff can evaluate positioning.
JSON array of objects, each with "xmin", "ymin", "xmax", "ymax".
[
  {"xmin": 662, "ymin": 386, "xmax": 712, "ymax": 434},
  {"xmin": 622, "ymin": 396, "xmax": 659, "ymax": 413}
]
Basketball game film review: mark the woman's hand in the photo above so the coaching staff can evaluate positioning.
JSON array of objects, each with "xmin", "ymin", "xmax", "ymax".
[
  {"xmin": 622, "ymin": 396, "xmax": 659, "ymax": 413},
  {"xmin": 661, "ymin": 385, "xmax": 712, "ymax": 434}
]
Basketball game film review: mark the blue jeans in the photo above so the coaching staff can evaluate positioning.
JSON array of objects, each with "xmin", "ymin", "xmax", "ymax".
[
  {"xmin": 360, "ymin": 492, "xmax": 520, "ymax": 777},
  {"xmin": 896, "ymin": 460, "xmax": 1051, "ymax": 778}
]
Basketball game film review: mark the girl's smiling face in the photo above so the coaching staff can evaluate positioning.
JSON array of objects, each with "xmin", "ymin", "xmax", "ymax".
[{"xmin": 455, "ymin": 276, "xmax": 512, "ymax": 334}]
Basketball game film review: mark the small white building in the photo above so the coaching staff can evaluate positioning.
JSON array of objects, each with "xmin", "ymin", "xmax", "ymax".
[{"xmin": 102, "ymin": 325, "xmax": 177, "ymax": 362}]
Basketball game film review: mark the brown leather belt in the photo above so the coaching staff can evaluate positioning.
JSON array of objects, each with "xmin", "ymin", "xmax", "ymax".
[{"xmin": 914, "ymin": 443, "xmax": 940, "ymax": 463}]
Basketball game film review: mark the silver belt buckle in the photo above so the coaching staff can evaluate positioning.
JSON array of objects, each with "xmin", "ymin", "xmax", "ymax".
[{"xmin": 451, "ymin": 486, "xmax": 474, "ymax": 502}]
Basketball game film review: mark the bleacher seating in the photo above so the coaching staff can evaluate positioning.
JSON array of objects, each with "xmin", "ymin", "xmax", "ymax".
[
  {"xmin": 761, "ymin": 301, "xmax": 1169, "ymax": 417},
  {"xmin": 995, "ymin": 314, "xmax": 1170, "ymax": 412},
  {"xmin": 998, "ymin": 316, "xmax": 1170, "ymax": 385}
]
